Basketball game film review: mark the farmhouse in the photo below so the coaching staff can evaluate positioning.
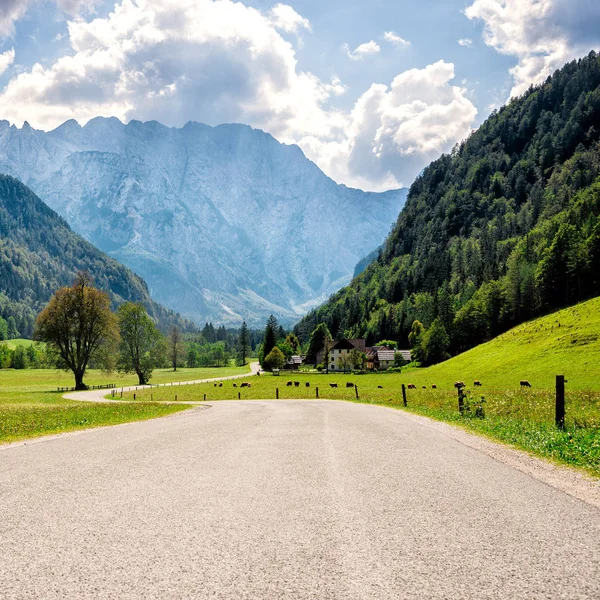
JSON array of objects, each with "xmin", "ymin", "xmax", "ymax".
[
  {"xmin": 366, "ymin": 347, "xmax": 395, "ymax": 371},
  {"xmin": 284, "ymin": 355, "xmax": 304, "ymax": 370},
  {"xmin": 315, "ymin": 338, "xmax": 410, "ymax": 372}
]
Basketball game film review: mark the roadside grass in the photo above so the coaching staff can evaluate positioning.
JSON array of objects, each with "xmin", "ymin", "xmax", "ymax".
[
  {"xmin": 0, "ymin": 364, "xmax": 251, "ymax": 443},
  {"xmin": 0, "ymin": 399, "xmax": 187, "ymax": 444}
]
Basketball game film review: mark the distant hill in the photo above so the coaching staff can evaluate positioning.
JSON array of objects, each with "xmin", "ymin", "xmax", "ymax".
[
  {"xmin": 296, "ymin": 51, "xmax": 600, "ymax": 356},
  {"xmin": 397, "ymin": 296, "xmax": 600, "ymax": 391},
  {"xmin": 0, "ymin": 175, "xmax": 193, "ymax": 338},
  {"xmin": 0, "ymin": 118, "xmax": 407, "ymax": 325}
]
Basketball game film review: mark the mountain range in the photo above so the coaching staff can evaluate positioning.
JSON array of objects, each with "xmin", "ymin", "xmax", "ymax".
[
  {"xmin": 0, "ymin": 174, "xmax": 192, "ymax": 338},
  {"xmin": 0, "ymin": 119, "xmax": 406, "ymax": 325}
]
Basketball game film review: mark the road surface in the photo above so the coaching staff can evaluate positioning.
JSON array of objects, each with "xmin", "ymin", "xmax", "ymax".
[{"xmin": 1, "ymin": 400, "xmax": 599, "ymax": 599}]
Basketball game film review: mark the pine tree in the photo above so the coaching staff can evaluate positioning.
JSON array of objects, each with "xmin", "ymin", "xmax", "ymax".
[
  {"xmin": 238, "ymin": 321, "xmax": 249, "ymax": 366},
  {"xmin": 262, "ymin": 315, "xmax": 279, "ymax": 359}
]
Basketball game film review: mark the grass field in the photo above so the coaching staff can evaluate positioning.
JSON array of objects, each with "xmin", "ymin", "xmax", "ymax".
[
  {"xmin": 0, "ymin": 363, "xmax": 251, "ymax": 444},
  {"xmin": 2, "ymin": 338, "xmax": 35, "ymax": 350},
  {"xmin": 123, "ymin": 300, "xmax": 600, "ymax": 477}
]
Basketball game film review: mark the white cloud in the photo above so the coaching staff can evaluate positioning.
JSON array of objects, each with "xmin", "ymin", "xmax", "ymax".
[
  {"xmin": 268, "ymin": 3, "xmax": 310, "ymax": 33},
  {"xmin": 384, "ymin": 31, "xmax": 410, "ymax": 47},
  {"xmin": 465, "ymin": 0, "xmax": 600, "ymax": 96},
  {"xmin": 300, "ymin": 61, "xmax": 477, "ymax": 190},
  {"xmin": 0, "ymin": 47, "xmax": 15, "ymax": 75},
  {"xmin": 0, "ymin": 1, "xmax": 97, "ymax": 39},
  {"xmin": 344, "ymin": 40, "xmax": 381, "ymax": 61},
  {"xmin": 0, "ymin": 0, "xmax": 29, "ymax": 38},
  {"xmin": 458, "ymin": 38, "xmax": 473, "ymax": 47},
  {"xmin": 0, "ymin": 0, "xmax": 478, "ymax": 191}
]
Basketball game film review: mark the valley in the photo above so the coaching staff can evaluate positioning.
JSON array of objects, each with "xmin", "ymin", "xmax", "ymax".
[{"xmin": 0, "ymin": 119, "xmax": 406, "ymax": 325}]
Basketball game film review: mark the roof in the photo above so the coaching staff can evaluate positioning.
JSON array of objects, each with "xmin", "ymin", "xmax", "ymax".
[
  {"xmin": 330, "ymin": 339, "xmax": 356, "ymax": 351},
  {"xmin": 289, "ymin": 355, "xmax": 304, "ymax": 364},
  {"xmin": 347, "ymin": 339, "xmax": 367, "ymax": 353},
  {"xmin": 397, "ymin": 350, "xmax": 411, "ymax": 361},
  {"xmin": 377, "ymin": 349, "xmax": 396, "ymax": 362}
]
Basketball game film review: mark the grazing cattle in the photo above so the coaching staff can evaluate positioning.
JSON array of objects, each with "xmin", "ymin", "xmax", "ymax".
[
  {"xmin": 330, "ymin": 383, "xmax": 338, "ymax": 388},
  {"xmin": 233, "ymin": 383, "xmax": 237, "ymax": 388},
  {"xmin": 240, "ymin": 382, "xmax": 249, "ymax": 388},
  {"xmin": 219, "ymin": 383, "xmax": 223, "ymax": 387},
  {"xmin": 305, "ymin": 382, "xmax": 310, "ymax": 387},
  {"xmin": 294, "ymin": 382, "xmax": 300, "ymax": 387},
  {"xmin": 520, "ymin": 380, "xmax": 532, "ymax": 388},
  {"xmin": 287, "ymin": 381, "xmax": 293, "ymax": 387},
  {"xmin": 454, "ymin": 381, "xmax": 465, "ymax": 389},
  {"xmin": 407, "ymin": 384, "xmax": 417, "ymax": 390},
  {"xmin": 432, "ymin": 385, "xmax": 437, "ymax": 389},
  {"xmin": 346, "ymin": 382, "xmax": 355, "ymax": 388},
  {"xmin": 378, "ymin": 385, "xmax": 383, "ymax": 389},
  {"xmin": 474, "ymin": 380, "xmax": 482, "ymax": 387},
  {"xmin": 214, "ymin": 383, "xmax": 217, "ymax": 387},
  {"xmin": 422, "ymin": 386, "xmax": 427, "ymax": 389}
]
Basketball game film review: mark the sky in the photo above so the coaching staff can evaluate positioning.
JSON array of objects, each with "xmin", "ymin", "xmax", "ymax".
[{"xmin": 0, "ymin": 0, "xmax": 598, "ymax": 192}]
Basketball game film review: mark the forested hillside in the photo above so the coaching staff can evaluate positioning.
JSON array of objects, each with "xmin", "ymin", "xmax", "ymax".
[
  {"xmin": 296, "ymin": 51, "xmax": 600, "ymax": 358},
  {"xmin": 0, "ymin": 175, "xmax": 193, "ymax": 338}
]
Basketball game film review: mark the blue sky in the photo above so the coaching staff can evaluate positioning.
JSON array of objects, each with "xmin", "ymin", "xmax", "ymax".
[{"xmin": 0, "ymin": 0, "xmax": 598, "ymax": 191}]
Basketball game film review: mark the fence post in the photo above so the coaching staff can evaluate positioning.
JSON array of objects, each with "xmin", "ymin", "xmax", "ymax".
[
  {"xmin": 556, "ymin": 375, "xmax": 566, "ymax": 429},
  {"xmin": 175, "ymin": 394, "xmax": 178, "ymax": 401},
  {"xmin": 316, "ymin": 387, "xmax": 319, "ymax": 399},
  {"xmin": 276, "ymin": 388, "xmax": 279, "ymax": 399},
  {"xmin": 457, "ymin": 387, "xmax": 464, "ymax": 414},
  {"xmin": 401, "ymin": 384, "xmax": 407, "ymax": 407},
  {"xmin": 133, "ymin": 393, "xmax": 136, "ymax": 400},
  {"xmin": 203, "ymin": 394, "xmax": 206, "ymax": 401},
  {"xmin": 238, "ymin": 392, "xmax": 241, "ymax": 400},
  {"xmin": 355, "ymin": 385, "xmax": 359, "ymax": 400}
]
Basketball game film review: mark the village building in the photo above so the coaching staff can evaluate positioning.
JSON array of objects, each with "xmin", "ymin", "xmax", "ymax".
[
  {"xmin": 284, "ymin": 355, "xmax": 304, "ymax": 370},
  {"xmin": 314, "ymin": 338, "xmax": 411, "ymax": 372}
]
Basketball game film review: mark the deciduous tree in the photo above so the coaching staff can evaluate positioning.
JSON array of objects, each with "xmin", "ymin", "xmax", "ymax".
[
  {"xmin": 34, "ymin": 272, "xmax": 119, "ymax": 390},
  {"xmin": 117, "ymin": 303, "xmax": 165, "ymax": 385}
]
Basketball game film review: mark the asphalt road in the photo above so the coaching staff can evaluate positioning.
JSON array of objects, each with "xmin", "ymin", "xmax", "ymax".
[{"xmin": 1, "ymin": 400, "xmax": 599, "ymax": 599}]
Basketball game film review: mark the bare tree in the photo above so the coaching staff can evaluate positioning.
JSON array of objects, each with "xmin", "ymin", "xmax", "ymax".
[{"xmin": 169, "ymin": 326, "xmax": 184, "ymax": 371}]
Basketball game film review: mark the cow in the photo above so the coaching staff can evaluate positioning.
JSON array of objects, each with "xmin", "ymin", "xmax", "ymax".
[
  {"xmin": 422, "ymin": 386, "xmax": 427, "ymax": 389},
  {"xmin": 407, "ymin": 384, "xmax": 417, "ymax": 390},
  {"xmin": 330, "ymin": 383, "xmax": 338, "ymax": 388},
  {"xmin": 520, "ymin": 380, "xmax": 532, "ymax": 388},
  {"xmin": 286, "ymin": 381, "xmax": 293, "ymax": 387},
  {"xmin": 378, "ymin": 385, "xmax": 383, "ymax": 389},
  {"xmin": 474, "ymin": 380, "xmax": 482, "ymax": 387},
  {"xmin": 346, "ymin": 382, "xmax": 355, "ymax": 388},
  {"xmin": 294, "ymin": 382, "xmax": 300, "ymax": 387},
  {"xmin": 454, "ymin": 381, "xmax": 465, "ymax": 389},
  {"xmin": 240, "ymin": 382, "xmax": 249, "ymax": 388},
  {"xmin": 432, "ymin": 385, "xmax": 437, "ymax": 389},
  {"xmin": 233, "ymin": 383, "xmax": 237, "ymax": 388},
  {"xmin": 305, "ymin": 382, "xmax": 310, "ymax": 387},
  {"xmin": 219, "ymin": 383, "xmax": 223, "ymax": 388},
  {"xmin": 214, "ymin": 383, "xmax": 217, "ymax": 387}
]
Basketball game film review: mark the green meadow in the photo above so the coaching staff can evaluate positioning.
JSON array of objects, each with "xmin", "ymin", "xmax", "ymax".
[{"xmin": 0, "ymin": 364, "xmax": 251, "ymax": 443}]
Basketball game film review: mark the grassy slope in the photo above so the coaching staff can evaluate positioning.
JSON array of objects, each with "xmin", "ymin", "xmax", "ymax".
[
  {"xmin": 0, "ymin": 363, "xmax": 251, "ymax": 444},
  {"xmin": 402, "ymin": 297, "xmax": 600, "ymax": 391},
  {"xmin": 3, "ymin": 339, "xmax": 34, "ymax": 350}
]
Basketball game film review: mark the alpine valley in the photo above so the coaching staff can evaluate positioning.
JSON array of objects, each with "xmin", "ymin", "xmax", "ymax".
[{"xmin": 0, "ymin": 119, "xmax": 406, "ymax": 325}]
